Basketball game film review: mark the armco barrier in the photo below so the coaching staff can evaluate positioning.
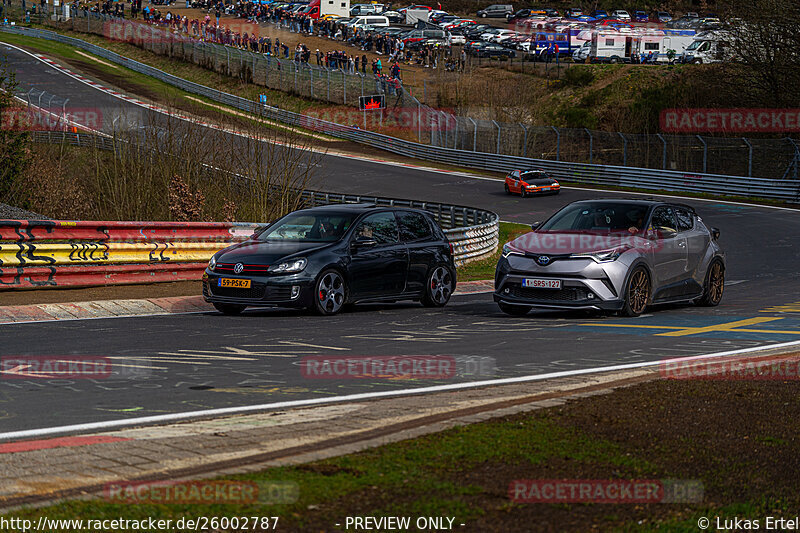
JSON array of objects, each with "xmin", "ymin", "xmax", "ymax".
[
  {"xmin": 0, "ymin": 174, "xmax": 498, "ymax": 290},
  {"xmin": 5, "ymin": 25, "xmax": 800, "ymax": 203}
]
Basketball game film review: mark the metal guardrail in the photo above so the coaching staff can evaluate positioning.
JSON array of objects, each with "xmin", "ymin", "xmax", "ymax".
[
  {"xmin": 6, "ymin": 25, "xmax": 800, "ymax": 202},
  {"xmin": 9, "ymin": 131, "xmax": 499, "ymax": 289}
]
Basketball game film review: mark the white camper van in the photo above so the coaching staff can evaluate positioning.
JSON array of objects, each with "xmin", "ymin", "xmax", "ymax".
[{"xmin": 682, "ymin": 30, "xmax": 732, "ymax": 63}]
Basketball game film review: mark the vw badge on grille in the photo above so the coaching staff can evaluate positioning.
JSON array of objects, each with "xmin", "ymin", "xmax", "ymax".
[{"xmin": 234, "ymin": 263, "xmax": 244, "ymax": 274}]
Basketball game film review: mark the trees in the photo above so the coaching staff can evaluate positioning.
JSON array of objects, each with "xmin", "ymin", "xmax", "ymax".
[
  {"xmin": 723, "ymin": 0, "xmax": 800, "ymax": 107},
  {"xmin": 0, "ymin": 67, "xmax": 31, "ymax": 204}
]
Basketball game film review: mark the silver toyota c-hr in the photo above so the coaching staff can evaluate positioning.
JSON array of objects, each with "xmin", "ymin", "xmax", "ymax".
[{"xmin": 494, "ymin": 199, "xmax": 725, "ymax": 316}]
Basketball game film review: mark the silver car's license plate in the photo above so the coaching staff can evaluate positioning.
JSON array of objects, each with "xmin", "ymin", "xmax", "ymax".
[{"xmin": 522, "ymin": 278, "xmax": 561, "ymax": 289}]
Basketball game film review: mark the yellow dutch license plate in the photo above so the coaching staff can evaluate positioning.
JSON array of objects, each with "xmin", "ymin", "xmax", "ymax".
[{"xmin": 218, "ymin": 278, "xmax": 251, "ymax": 289}]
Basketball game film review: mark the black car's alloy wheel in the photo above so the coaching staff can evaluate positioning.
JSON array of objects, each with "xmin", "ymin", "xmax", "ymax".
[
  {"xmin": 213, "ymin": 303, "xmax": 246, "ymax": 315},
  {"xmin": 314, "ymin": 269, "xmax": 346, "ymax": 315},
  {"xmin": 622, "ymin": 267, "xmax": 650, "ymax": 317},
  {"xmin": 422, "ymin": 266, "xmax": 454, "ymax": 307},
  {"xmin": 698, "ymin": 260, "xmax": 724, "ymax": 306}
]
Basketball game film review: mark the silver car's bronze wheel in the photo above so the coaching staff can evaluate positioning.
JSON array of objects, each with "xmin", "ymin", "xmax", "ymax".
[
  {"xmin": 622, "ymin": 267, "xmax": 650, "ymax": 317},
  {"xmin": 699, "ymin": 260, "xmax": 724, "ymax": 307}
]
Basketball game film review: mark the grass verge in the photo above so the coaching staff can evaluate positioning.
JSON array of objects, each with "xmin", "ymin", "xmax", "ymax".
[{"xmin": 5, "ymin": 379, "xmax": 800, "ymax": 531}]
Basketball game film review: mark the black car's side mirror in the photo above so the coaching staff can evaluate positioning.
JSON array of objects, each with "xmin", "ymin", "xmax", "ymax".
[
  {"xmin": 352, "ymin": 236, "xmax": 378, "ymax": 250},
  {"xmin": 711, "ymin": 227, "xmax": 720, "ymax": 241}
]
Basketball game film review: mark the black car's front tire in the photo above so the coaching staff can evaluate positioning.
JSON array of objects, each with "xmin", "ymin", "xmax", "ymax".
[
  {"xmin": 498, "ymin": 302, "xmax": 531, "ymax": 315},
  {"xmin": 213, "ymin": 303, "xmax": 246, "ymax": 315},
  {"xmin": 422, "ymin": 265, "xmax": 455, "ymax": 307},
  {"xmin": 312, "ymin": 269, "xmax": 347, "ymax": 315}
]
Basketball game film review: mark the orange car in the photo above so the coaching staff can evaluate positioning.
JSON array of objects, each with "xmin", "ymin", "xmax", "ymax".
[{"xmin": 504, "ymin": 169, "xmax": 560, "ymax": 197}]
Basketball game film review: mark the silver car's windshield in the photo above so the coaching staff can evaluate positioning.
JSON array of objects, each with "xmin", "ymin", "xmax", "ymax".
[
  {"xmin": 539, "ymin": 202, "xmax": 649, "ymax": 234},
  {"xmin": 256, "ymin": 213, "xmax": 356, "ymax": 242}
]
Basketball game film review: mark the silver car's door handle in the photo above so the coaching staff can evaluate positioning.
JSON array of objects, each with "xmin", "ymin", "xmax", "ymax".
[{"xmin": 678, "ymin": 241, "xmax": 686, "ymax": 247}]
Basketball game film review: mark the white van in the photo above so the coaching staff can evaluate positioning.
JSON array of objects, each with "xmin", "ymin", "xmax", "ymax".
[{"xmin": 350, "ymin": 15, "xmax": 390, "ymax": 28}]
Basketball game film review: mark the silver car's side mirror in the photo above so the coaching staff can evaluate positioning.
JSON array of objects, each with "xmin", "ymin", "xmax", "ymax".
[{"xmin": 530, "ymin": 222, "xmax": 540, "ymax": 230}]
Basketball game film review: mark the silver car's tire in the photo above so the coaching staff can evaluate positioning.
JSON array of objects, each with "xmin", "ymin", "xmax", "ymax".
[
  {"xmin": 422, "ymin": 265, "xmax": 454, "ymax": 307},
  {"xmin": 698, "ymin": 260, "xmax": 724, "ymax": 307},
  {"xmin": 621, "ymin": 266, "xmax": 650, "ymax": 317},
  {"xmin": 313, "ymin": 269, "xmax": 347, "ymax": 315}
]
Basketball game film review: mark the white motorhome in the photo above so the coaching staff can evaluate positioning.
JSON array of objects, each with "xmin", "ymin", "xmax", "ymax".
[
  {"xmin": 682, "ymin": 30, "xmax": 732, "ymax": 63},
  {"xmin": 573, "ymin": 29, "xmax": 697, "ymax": 63},
  {"xmin": 576, "ymin": 30, "xmax": 630, "ymax": 63}
]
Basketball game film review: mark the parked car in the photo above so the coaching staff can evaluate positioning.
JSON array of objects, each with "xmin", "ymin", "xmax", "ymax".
[
  {"xmin": 468, "ymin": 42, "xmax": 516, "ymax": 59},
  {"xmin": 653, "ymin": 11, "xmax": 672, "ymax": 22},
  {"xmin": 204, "ymin": 204, "xmax": 457, "ymax": 316},
  {"xmin": 476, "ymin": 4, "xmax": 513, "ymax": 18},
  {"xmin": 591, "ymin": 9, "xmax": 608, "ymax": 18},
  {"xmin": 507, "ymin": 8, "xmax": 533, "ymax": 22},
  {"xmin": 633, "ymin": 10, "xmax": 648, "ymax": 22},
  {"xmin": 544, "ymin": 8, "xmax": 559, "ymax": 17},
  {"xmin": 382, "ymin": 10, "xmax": 405, "ymax": 23},
  {"xmin": 611, "ymin": 9, "xmax": 631, "ymax": 20},
  {"xmin": 493, "ymin": 199, "xmax": 725, "ymax": 316},
  {"xmin": 447, "ymin": 31, "xmax": 466, "ymax": 45},
  {"xmin": 564, "ymin": 7, "xmax": 583, "ymax": 18},
  {"xmin": 350, "ymin": 3, "xmax": 383, "ymax": 16},
  {"xmin": 504, "ymin": 169, "xmax": 560, "ymax": 197}
]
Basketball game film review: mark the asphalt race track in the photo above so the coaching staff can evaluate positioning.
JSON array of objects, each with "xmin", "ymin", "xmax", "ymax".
[{"xmin": 2, "ymin": 44, "xmax": 800, "ymax": 436}]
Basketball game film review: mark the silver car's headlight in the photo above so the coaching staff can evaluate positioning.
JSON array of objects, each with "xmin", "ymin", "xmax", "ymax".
[
  {"xmin": 208, "ymin": 255, "xmax": 217, "ymax": 271},
  {"xmin": 502, "ymin": 244, "xmax": 523, "ymax": 258},
  {"xmin": 570, "ymin": 246, "xmax": 630, "ymax": 263},
  {"xmin": 268, "ymin": 257, "xmax": 307, "ymax": 273}
]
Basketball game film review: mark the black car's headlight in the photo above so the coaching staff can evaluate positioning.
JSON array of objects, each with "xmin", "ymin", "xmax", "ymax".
[
  {"xmin": 502, "ymin": 244, "xmax": 523, "ymax": 258},
  {"xmin": 268, "ymin": 257, "xmax": 308, "ymax": 273},
  {"xmin": 208, "ymin": 255, "xmax": 217, "ymax": 271}
]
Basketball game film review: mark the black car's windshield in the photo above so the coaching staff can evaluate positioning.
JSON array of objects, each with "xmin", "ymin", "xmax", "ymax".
[
  {"xmin": 539, "ymin": 202, "xmax": 649, "ymax": 234},
  {"xmin": 256, "ymin": 212, "xmax": 356, "ymax": 242}
]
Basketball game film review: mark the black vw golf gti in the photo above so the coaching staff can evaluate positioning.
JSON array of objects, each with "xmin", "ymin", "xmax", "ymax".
[{"xmin": 203, "ymin": 204, "xmax": 457, "ymax": 315}]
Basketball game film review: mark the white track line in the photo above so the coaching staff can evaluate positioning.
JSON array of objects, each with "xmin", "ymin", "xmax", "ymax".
[
  {"xmin": 7, "ymin": 42, "xmax": 799, "ymax": 213},
  {"xmin": 2, "ymin": 339, "xmax": 799, "ymax": 441}
]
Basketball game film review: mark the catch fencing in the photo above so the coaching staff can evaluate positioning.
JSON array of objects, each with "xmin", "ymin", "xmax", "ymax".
[
  {"xmin": 5, "ymin": 26, "xmax": 800, "ymax": 201},
  {"xmin": 6, "ymin": 131, "xmax": 499, "ymax": 290},
  {"xmin": 25, "ymin": 13, "xmax": 800, "ymax": 179}
]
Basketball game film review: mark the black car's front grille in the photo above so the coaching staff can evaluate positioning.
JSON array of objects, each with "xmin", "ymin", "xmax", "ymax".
[
  {"xmin": 215, "ymin": 263, "xmax": 270, "ymax": 274},
  {"xmin": 209, "ymin": 282, "xmax": 294, "ymax": 301},
  {"xmin": 210, "ymin": 282, "xmax": 267, "ymax": 300},
  {"xmin": 510, "ymin": 285, "xmax": 591, "ymax": 302}
]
